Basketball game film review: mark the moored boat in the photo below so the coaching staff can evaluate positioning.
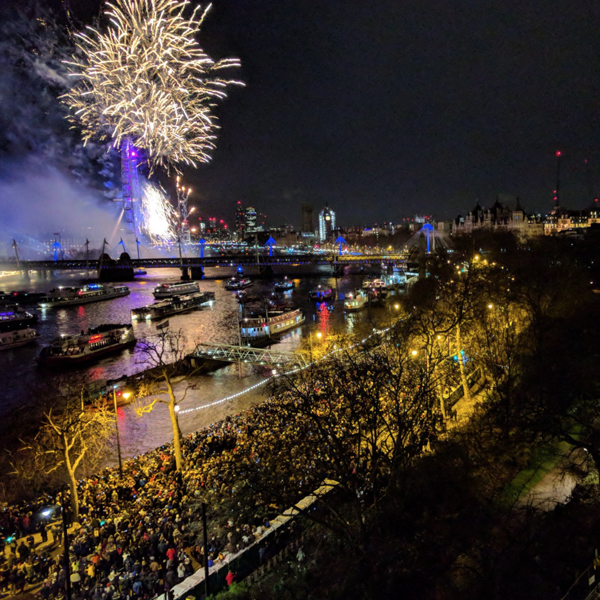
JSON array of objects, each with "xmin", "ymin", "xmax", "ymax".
[
  {"xmin": 309, "ymin": 285, "xmax": 335, "ymax": 301},
  {"xmin": 37, "ymin": 324, "xmax": 136, "ymax": 366},
  {"xmin": 131, "ymin": 291, "xmax": 214, "ymax": 321},
  {"xmin": 362, "ymin": 277, "xmax": 388, "ymax": 291},
  {"xmin": 153, "ymin": 281, "xmax": 199, "ymax": 298},
  {"xmin": 344, "ymin": 289, "xmax": 368, "ymax": 312},
  {"xmin": 240, "ymin": 307, "xmax": 305, "ymax": 341},
  {"xmin": 0, "ymin": 328, "xmax": 39, "ymax": 351},
  {"xmin": 0, "ymin": 305, "xmax": 38, "ymax": 332},
  {"xmin": 225, "ymin": 277, "xmax": 253, "ymax": 291},
  {"xmin": 38, "ymin": 283, "xmax": 129, "ymax": 308}
]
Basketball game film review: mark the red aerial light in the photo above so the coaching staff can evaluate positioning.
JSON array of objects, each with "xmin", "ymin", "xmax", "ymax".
[{"xmin": 556, "ymin": 151, "xmax": 561, "ymax": 157}]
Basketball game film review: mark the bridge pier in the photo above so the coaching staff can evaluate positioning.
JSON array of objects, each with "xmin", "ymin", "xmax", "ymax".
[
  {"xmin": 333, "ymin": 263, "xmax": 345, "ymax": 277},
  {"xmin": 257, "ymin": 264, "xmax": 274, "ymax": 277},
  {"xmin": 180, "ymin": 267, "xmax": 190, "ymax": 281},
  {"xmin": 20, "ymin": 269, "xmax": 30, "ymax": 282},
  {"xmin": 190, "ymin": 266, "xmax": 204, "ymax": 280}
]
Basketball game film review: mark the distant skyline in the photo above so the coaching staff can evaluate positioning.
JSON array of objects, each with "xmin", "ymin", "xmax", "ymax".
[{"xmin": 17, "ymin": 0, "xmax": 600, "ymax": 227}]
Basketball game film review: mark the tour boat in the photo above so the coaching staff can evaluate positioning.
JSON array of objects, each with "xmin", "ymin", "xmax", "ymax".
[
  {"xmin": 37, "ymin": 324, "xmax": 136, "ymax": 366},
  {"xmin": 344, "ymin": 289, "xmax": 368, "ymax": 312},
  {"xmin": 240, "ymin": 307, "xmax": 305, "ymax": 341},
  {"xmin": 274, "ymin": 277, "xmax": 294, "ymax": 292},
  {"xmin": 153, "ymin": 281, "xmax": 199, "ymax": 298},
  {"xmin": 134, "ymin": 268, "xmax": 147, "ymax": 276},
  {"xmin": 131, "ymin": 291, "xmax": 214, "ymax": 321},
  {"xmin": 38, "ymin": 283, "xmax": 130, "ymax": 308},
  {"xmin": 0, "ymin": 328, "xmax": 39, "ymax": 351},
  {"xmin": 309, "ymin": 285, "xmax": 335, "ymax": 301},
  {"xmin": 0, "ymin": 305, "xmax": 38, "ymax": 332},
  {"xmin": 224, "ymin": 277, "xmax": 253, "ymax": 291}
]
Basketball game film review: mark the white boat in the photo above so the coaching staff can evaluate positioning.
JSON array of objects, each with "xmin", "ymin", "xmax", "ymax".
[
  {"xmin": 38, "ymin": 284, "xmax": 130, "ymax": 308},
  {"xmin": 37, "ymin": 324, "xmax": 136, "ymax": 366},
  {"xmin": 225, "ymin": 277, "xmax": 253, "ymax": 291},
  {"xmin": 131, "ymin": 292, "xmax": 214, "ymax": 321},
  {"xmin": 153, "ymin": 281, "xmax": 199, "ymax": 298},
  {"xmin": 274, "ymin": 277, "xmax": 294, "ymax": 292},
  {"xmin": 0, "ymin": 328, "xmax": 39, "ymax": 351},
  {"xmin": 240, "ymin": 308, "xmax": 305, "ymax": 341},
  {"xmin": 362, "ymin": 277, "xmax": 388, "ymax": 291},
  {"xmin": 344, "ymin": 289, "xmax": 368, "ymax": 312}
]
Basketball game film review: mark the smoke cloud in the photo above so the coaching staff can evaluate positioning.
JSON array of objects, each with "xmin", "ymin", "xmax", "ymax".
[{"xmin": 0, "ymin": 158, "xmax": 121, "ymax": 259}]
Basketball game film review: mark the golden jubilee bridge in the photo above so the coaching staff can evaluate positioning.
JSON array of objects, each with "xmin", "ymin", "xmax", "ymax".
[{"xmin": 0, "ymin": 251, "xmax": 409, "ymax": 281}]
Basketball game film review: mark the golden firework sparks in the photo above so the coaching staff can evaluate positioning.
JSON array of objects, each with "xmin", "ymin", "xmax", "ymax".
[{"xmin": 62, "ymin": 0, "xmax": 242, "ymax": 172}]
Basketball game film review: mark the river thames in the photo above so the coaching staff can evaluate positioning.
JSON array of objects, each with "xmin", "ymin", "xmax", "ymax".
[{"xmin": 0, "ymin": 266, "xmax": 396, "ymax": 462}]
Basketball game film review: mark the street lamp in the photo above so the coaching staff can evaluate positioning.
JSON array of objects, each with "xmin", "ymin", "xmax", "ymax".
[
  {"xmin": 309, "ymin": 331, "xmax": 323, "ymax": 362},
  {"xmin": 113, "ymin": 388, "xmax": 131, "ymax": 477}
]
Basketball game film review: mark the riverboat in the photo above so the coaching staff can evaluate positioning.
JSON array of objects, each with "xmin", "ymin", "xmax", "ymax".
[
  {"xmin": 309, "ymin": 285, "xmax": 335, "ymax": 301},
  {"xmin": 274, "ymin": 277, "xmax": 294, "ymax": 292},
  {"xmin": 134, "ymin": 268, "xmax": 147, "ymax": 276},
  {"xmin": 131, "ymin": 291, "xmax": 214, "ymax": 321},
  {"xmin": 0, "ymin": 305, "xmax": 38, "ymax": 332},
  {"xmin": 240, "ymin": 307, "xmax": 305, "ymax": 341},
  {"xmin": 153, "ymin": 281, "xmax": 199, "ymax": 298},
  {"xmin": 38, "ymin": 284, "xmax": 130, "ymax": 308},
  {"xmin": 344, "ymin": 289, "xmax": 368, "ymax": 312},
  {"xmin": 225, "ymin": 277, "xmax": 253, "ymax": 291},
  {"xmin": 362, "ymin": 277, "xmax": 388, "ymax": 291},
  {"xmin": 37, "ymin": 324, "xmax": 136, "ymax": 366},
  {"xmin": 0, "ymin": 328, "xmax": 39, "ymax": 351}
]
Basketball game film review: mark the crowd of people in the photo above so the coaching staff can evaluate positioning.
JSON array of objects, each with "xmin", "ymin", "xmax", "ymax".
[{"xmin": 0, "ymin": 408, "xmax": 283, "ymax": 600}]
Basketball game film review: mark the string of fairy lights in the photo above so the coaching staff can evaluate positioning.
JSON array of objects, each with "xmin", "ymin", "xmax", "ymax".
[{"xmin": 178, "ymin": 324, "xmax": 395, "ymax": 416}]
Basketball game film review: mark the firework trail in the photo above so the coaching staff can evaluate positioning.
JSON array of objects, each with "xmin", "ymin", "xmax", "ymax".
[
  {"xmin": 62, "ymin": 0, "xmax": 243, "ymax": 172},
  {"xmin": 138, "ymin": 180, "xmax": 178, "ymax": 244}
]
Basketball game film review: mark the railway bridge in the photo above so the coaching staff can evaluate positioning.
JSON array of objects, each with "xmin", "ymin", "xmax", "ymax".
[{"xmin": 0, "ymin": 251, "xmax": 409, "ymax": 281}]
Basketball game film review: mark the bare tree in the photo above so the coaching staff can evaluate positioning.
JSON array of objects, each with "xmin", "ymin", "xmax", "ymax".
[
  {"xmin": 135, "ymin": 327, "xmax": 197, "ymax": 471},
  {"xmin": 10, "ymin": 387, "xmax": 113, "ymax": 519},
  {"xmin": 200, "ymin": 333, "xmax": 439, "ymax": 550}
]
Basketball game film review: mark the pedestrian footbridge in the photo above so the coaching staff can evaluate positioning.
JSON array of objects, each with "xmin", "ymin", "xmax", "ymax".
[{"xmin": 190, "ymin": 343, "xmax": 310, "ymax": 369}]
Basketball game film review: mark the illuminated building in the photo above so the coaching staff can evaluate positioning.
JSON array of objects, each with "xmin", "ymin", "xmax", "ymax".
[{"xmin": 318, "ymin": 205, "xmax": 336, "ymax": 241}]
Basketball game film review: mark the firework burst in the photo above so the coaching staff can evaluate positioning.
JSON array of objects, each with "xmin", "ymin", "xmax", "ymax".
[
  {"xmin": 138, "ymin": 180, "xmax": 178, "ymax": 244},
  {"xmin": 62, "ymin": 0, "xmax": 242, "ymax": 172}
]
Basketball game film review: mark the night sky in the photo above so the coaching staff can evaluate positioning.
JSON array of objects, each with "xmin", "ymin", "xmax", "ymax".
[{"xmin": 28, "ymin": 0, "xmax": 600, "ymax": 226}]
